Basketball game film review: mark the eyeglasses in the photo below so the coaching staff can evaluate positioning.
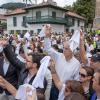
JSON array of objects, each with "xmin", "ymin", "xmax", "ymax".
[{"xmin": 79, "ymin": 72, "xmax": 87, "ymax": 78}]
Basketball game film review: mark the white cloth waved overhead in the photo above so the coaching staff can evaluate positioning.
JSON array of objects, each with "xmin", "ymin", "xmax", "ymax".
[
  {"xmin": 24, "ymin": 31, "xmax": 30, "ymax": 40},
  {"xmin": 69, "ymin": 30, "xmax": 80, "ymax": 52},
  {"xmin": 16, "ymin": 84, "xmax": 36, "ymax": 100},
  {"xmin": 32, "ymin": 56, "xmax": 51, "ymax": 88},
  {"xmin": 39, "ymin": 24, "xmax": 51, "ymax": 37},
  {"xmin": 16, "ymin": 56, "xmax": 51, "ymax": 100},
  {"xmin": 39, "ymin": 25, "xmax": 46, "ymax": 37}
]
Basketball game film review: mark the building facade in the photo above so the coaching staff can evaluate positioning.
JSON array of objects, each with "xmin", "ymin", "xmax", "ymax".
[
  {"xmin": 6, "ymin": 2, "xmax": 69, "ymax": 34},
  {"xmin": 65, "ymin": 11, "xmax": 85, "ymax": 33},
  {"xmin": 5, "ymin": 1, "xmax": 85, "ymax": 34}
]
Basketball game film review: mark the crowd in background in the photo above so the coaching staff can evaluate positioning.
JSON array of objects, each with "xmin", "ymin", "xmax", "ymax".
[{"xmin": 0, "ymin": 25, "xmax": 100, "ymax": 100}]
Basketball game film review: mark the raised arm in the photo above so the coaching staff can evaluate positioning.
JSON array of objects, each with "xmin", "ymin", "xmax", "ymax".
[
  {"xmin": 80, "ymin": 32, "xmax": 88, "ymax": 65},
  {"xmin": 49, "ymin": 59, "xmax": 63, "ymax": 91},
  {"xmin": 0, "ymin": 76, "xmax": 17, "ymax": 97},
  {"xmin": 44, "ymin": 25, "xmax": 60, "ymax": 61},
  {"xmin": 3, "ymin": 43, "xmax": 25, "ymax": 70}
]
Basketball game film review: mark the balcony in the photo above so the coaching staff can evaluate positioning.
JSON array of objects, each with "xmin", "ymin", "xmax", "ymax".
[{"xmin": 26, "ymin": 16, "xmax": 72, "ymax": 26}]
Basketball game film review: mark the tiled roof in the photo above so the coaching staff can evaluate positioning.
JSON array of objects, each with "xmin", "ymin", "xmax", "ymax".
[
  {"xmin": 24, "ymin": 2, "xmax": 67, "ymax": 11},
  {"xmin": 66, "ymin": 11, "xmax": 85, "ymax": 20},
  {"xmin": 0, "ymin": 14, "xmax": 6, "ymax": 20},
  {"xmin": 5, "ymin": 8, "xmax": 26, "ymax": 16}
]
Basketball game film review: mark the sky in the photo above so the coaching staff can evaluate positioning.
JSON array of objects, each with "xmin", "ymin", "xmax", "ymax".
[{"xmin": 0, "ymin": 0, "xmax": 76, "ymax": 7}]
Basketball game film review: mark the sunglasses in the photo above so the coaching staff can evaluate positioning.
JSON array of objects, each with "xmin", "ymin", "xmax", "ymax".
[{"xmin": 79, "ymin": 72, "xmax": 87, "ymax": 78}]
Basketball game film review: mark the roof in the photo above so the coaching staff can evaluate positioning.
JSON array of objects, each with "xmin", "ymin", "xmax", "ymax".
[
  {"xmin": 66, "ymin": 11, "xmax": 85, "ymax": 20},
  {"xmin": 0, "ymin": 14, "xmax": 6, "ymax": 20},
  {"xmin": 5, "ymin": 9, "xmax": 26, "ymax": 16},
  {"xmin": 24, "ymin": 2, "xmax": 67, "ymax": 12}
]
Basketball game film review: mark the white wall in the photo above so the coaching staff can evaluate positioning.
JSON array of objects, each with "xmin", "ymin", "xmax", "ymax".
[
  {"xmin": 26, "ymin": 24, "xmax": 65, "ymax": 33},
  {"xmin": 7, "ymin": 14, "xmax": 28, "ymax": 31},
  {"xmin": 7, "ymin": 14, "xmax": 65, "ymax": 33},
  {"xmin": 51, "ymin": 24, "xmax": 65, "ymax": 33},
  {"xmin": 69, "ymin": 18, "xmax": 85, "ymax": 33},
  {"xmin": 27, "ymin": 8, "xmax": 48, "ymax": 17},
  {"xmin": 7, "ymin": 7, "xmax": 66, "ymax": 34},
  {"xmin": 27, "ymin": 7, "xmax": 65, "ymax": 18},
  {"xmin": 48, "ymin": 8, "xmax": 65, "ymax": 18}
]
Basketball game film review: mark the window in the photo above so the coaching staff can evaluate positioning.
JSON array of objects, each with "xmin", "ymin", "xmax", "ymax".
[
  {"xmin": 78, "ymin": 19, "xmax": 80, "ymax": 27},
  {"xmin": 36, "ymin": 11, "xmax": 41, "ymax": 19},
  {"xmin": 23, "ymin": 16, "xmax": 26, "ymax": 22},
  {"xmin": 52, "ymin": 11, "xmax": 56, "ymax": 18},
  {"xmin": 72, "ymin": 18, "xmax": 75, "ymax": 26},
  {"xmin": 13, "ymin": 17, "xmax": 17, "ymax": 26},
  {"xmin": 71, "ymin": 29, "xmax": 74, "ymax": 34},
  {"xmin": 37, "ymin": 29, "xmax": 41, "ymax": 33},
  {"xmin": 22, "ymin": 16, "xmax": 27, "ymax": 27}
]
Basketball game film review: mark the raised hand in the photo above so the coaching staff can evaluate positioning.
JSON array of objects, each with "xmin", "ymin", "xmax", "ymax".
[
  {"xmin": 26, "ymin": 87, "xmax": 37, "ymax": 100},
  {"xmin": 80, "ymin": 31, "xmax": 84, "ymax": 41},
  {"xmin": 49, "ymin": 59, "xmax": 56, "ymax": 74},
  {"xmin": 45, "ymin": 24, "xmax": 52, "ymax": 37}
]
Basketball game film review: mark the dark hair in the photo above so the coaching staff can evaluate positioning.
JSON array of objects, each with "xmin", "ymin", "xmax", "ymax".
[
  {"xmin": 19, "ymin": 46, "xmax": 24, "ymax": 54},
  {"xmin": 65, "ymin": 80, "xmax": 84, "ymax": 95},
  {"xmin": 37, "ymin": 46, "xmax": 43, "ymax": 53},
  {"xmin": 82, "ymin": 67, "xmax": 94, "ymax": 96},
  {"xmin": 0, "ymin": 52, "xmax": 3, "ymax": 57},
  {"xmin": 64, "ymin": 92, "xmax": 86, "ymax": 100},
  {"xmin": 30, "ymin": 53, "xmax": 46, "ymax": 69},
  {"xmin": 82, "ymin": 67, "xmax": 94, "ymax": 77},
  {"xmin": 52, "ymin": 44, "xmax": 59, "ymax": 51}
]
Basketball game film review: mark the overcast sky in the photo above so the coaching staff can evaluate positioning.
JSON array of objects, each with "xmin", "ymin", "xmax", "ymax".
[{"xmin": 0, "ymin": 0, "xmax": 76, "ymax": 7}]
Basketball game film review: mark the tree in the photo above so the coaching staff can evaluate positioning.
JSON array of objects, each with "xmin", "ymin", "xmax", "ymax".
[
  {"xmin": 64, "ymin": 5, "xmax": 73, "ymax": 11},
  {"xmin": 72, "ymin": 0, "xmax": 95, "ymax": 26},
  {"xmin": 0, "ymin": 22, "xmax": 7, "ymax": 30},
  {"xmin": 0, "ymin": 2, "xmax": 31, "ymax": 10}
]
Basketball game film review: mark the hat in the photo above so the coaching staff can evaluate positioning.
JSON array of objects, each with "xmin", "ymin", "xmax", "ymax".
[{"xmin": 91, "ymin": 54, "xmax": 100, "ymax": 62}]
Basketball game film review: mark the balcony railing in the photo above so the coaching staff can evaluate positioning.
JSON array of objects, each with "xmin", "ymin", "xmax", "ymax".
[{"xmin": 26, "ymin": 16, "xmax": 72, "ymax": 26}]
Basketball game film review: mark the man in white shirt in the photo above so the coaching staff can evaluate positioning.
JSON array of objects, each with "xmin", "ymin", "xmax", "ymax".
[{"xmin": 43, "ymin": 26, "xmax": 80, "ymax": 100}]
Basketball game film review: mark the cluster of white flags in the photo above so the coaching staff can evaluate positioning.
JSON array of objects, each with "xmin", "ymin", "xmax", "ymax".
[
  {"xmin": 16, "ymin": 24, "xmax": 81, "ymax": 100},
  {"xmin": 39, "ymin": 24, "xmax": 81, "ymax": 52}
]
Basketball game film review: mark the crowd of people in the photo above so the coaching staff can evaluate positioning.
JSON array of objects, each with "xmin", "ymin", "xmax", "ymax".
[{"xmin": 0, "ymin": 25, "xmax": 100, "ymax": 100}]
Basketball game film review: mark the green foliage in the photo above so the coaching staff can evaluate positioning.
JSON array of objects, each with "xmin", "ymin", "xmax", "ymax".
[
  {"xmin": 64, "ymin": 0, "xmax": 95, "ymax": 26},
  {"xmin": 0, "ymin": 22, "xmax": 7, "ymax": 29},
  {"xmin": 72, "ymin": 0, "xmax": 95, "ymax": 26},
  {"xmin": 0, "ymin": 2, "xmax": 31, "ymax": 10},
  {"xmin": 64, "ymin": 5, "xmax": 73, "ymax": 11}
]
